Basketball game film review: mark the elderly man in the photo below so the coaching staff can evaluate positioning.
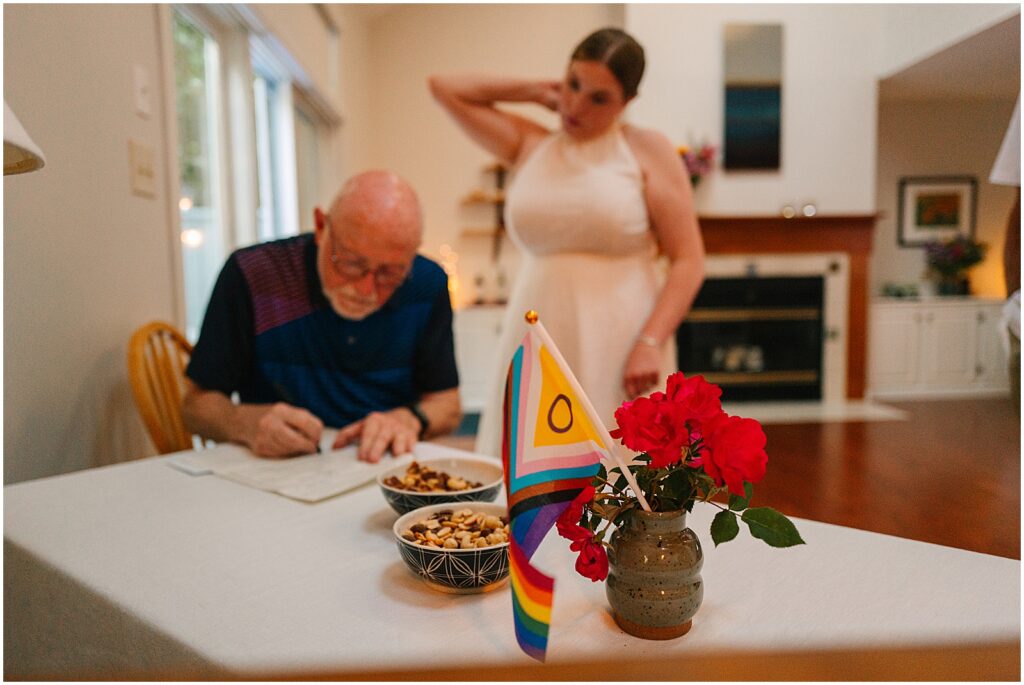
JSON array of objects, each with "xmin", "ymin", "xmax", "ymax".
[{"xmin": 182, "ymin": 170, "xmax": 461, "ymax": 461}]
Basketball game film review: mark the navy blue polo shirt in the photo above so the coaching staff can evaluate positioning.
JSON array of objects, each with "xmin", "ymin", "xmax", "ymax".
[{"xmin": 186, "ymin": 234, "xmax": 458, "ymax": 428}]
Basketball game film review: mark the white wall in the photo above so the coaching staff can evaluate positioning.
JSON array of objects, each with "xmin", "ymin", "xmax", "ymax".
[
  {"xmin": 325, "ymin": 4, "xmax": 375, "ymax": 192},
  {"xmin": 4, "ymin": 4, "xmax": 176, "ymax": 483},
  {"xmin": 879, "ymin": 3, "xmax": 1020, "ymax": 78},
  {"xmin": 366, "ymin": 3, "xmax": 621, "ymax": 306},
  {"xmin": 874, "ymin": 98, "xmax": 1018, "ymax": 297},
  {"xmin": 625, "ymin": 4, "xmax": 884, "ymax": 216}
]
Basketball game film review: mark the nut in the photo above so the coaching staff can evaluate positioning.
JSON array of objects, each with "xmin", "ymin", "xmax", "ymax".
[
  {"xmin": 403, "ymin": 509, "xmax": 510, "ymax": 549},
  {"xmin": 383, "ymin": 462, "xmax": 483, "ymax": 493}
]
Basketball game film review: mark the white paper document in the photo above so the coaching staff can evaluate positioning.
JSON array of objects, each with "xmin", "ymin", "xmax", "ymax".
[
  {"xmin": 166, "ymin": 430, "xmax": 416, "ymax": 503},
  {"xmin": 216, "ymin": 447, "xmax": 415, "ymax": 502}
]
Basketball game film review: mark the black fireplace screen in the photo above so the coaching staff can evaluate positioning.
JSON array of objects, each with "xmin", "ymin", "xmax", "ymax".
[{"xmin": 676, "ymin": 276, "xmax": 824, "ymax": 401}]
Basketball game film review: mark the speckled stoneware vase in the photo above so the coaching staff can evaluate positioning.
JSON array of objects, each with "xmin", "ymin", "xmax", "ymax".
[{"xmin": 606, "ymin": 509, "xmax": 704, "ymax": 639}]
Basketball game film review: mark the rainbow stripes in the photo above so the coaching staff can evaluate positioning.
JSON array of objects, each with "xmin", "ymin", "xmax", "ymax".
[
  {"xmin": 508, "ymin": 538, "xmax": 553, "ymax": 662},
  {"xmin": 502, "ymin": 328, "xmax": 606, "ymax": 661}
]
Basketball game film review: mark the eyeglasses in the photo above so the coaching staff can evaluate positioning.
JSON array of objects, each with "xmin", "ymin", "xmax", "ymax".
[{"xmin": 324, "ymin": 217, "xmax": 411, "ymax": 289}]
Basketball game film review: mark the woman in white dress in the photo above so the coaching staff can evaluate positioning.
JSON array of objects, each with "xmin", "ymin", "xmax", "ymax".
[{"xmin": 430, "ymin": 28, "xmax": 705, "ymax": 457}]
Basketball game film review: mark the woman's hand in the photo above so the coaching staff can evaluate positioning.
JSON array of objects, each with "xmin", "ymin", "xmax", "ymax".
[
  {"xmin": 623, "ymin": 342, "xmax": 663, "ymax": 398},
  {"xmin": 535, "ymin": 80, "xmax": 561, "ymax": 111}
]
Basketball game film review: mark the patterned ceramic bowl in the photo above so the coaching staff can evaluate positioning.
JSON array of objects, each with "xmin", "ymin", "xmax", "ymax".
[
  {"xmin": 377, "ymin": 456, "xmax": 503, "ymax": 515},
  {"xmin": 392, "ymin": 501, "xmax": 510, "ymax": 594}
]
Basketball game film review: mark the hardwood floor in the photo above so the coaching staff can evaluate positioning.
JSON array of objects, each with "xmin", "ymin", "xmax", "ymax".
[
  {"xmin": 438, "ymin": 397, "xmax": 1021, "ymax": 559},
  {"xmin": 755, "ymin": 398, "xmax": 1020, "ymax": 560}
]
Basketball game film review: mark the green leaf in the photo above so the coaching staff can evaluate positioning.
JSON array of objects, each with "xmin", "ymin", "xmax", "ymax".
[
  {"xmin": 606, "ymin": 467, "xmax": 626, "ymax": 493},
  {"xmin": 741, "ymin": 508, "xmax": 806, "ymax": 547},
  {"xmin": 710, "ymin": 510, "xmax": 740, "ymax": 546},
  {"xmin": 661, "ymin": 468, "xmax": 691, "ymax": 503},
  {"xmin": 729, "ymin": 482, "xmax": 754, "ymax": 511}
]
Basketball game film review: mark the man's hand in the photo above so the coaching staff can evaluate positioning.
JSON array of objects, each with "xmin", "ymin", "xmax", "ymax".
[
  {"xmin": 333, "ymin": 407, "xmax": 420, "ymax": 463},
  {"xmin": 246, "ymin": 403, "xmax": 324, "ymax": 458},
  {"xmin": 181, "ymin": 381, "xmax": 325, "ymax": 459}
]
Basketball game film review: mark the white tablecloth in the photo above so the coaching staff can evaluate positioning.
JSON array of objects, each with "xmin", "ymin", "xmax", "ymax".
[{"xmin": 4, "ymin": 443, "xmax": 1020, "ymax": 677}]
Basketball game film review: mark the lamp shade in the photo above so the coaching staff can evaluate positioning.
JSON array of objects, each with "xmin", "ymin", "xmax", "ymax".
[
  {"xmin": 990, "ymin": 95, "xmax": 1020, "ymax": 187},
  {"xmin": 4, "ymin": 100, "xmax": 46, "ymax": 175}
]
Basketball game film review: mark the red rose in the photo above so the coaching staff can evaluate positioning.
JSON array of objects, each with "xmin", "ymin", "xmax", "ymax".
[
  {"xmin": 573, "ymin": 484, "xmax": 596, "ymax": 507},
  {"xmin": 665, "ymin": 372, "xmax": 723, "ymax": 427},
  {"xmin": 558, "ymin": 521, "xmax": 592, "ymax": 544},
  {"xmin": 556, "ymin": 485, "xmax": 595, "ymax": 540},
  {"xmin": 611, "ymin": 395, "xmax": 689, "ymax": 469},
  {"xmin": 701, "ymin": 413, "xmax": 768, "ymax": 496},
  {"xmin": 573, "ymin": 539, "xmax": 609, "ymax": 582}
]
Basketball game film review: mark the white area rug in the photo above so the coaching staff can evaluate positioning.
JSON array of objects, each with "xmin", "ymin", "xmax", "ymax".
[{"xmin": 721, "ymin": 400, "xmax": 908, "ymax": 425}]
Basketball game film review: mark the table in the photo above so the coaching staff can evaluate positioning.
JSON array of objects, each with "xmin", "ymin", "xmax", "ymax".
[{"xmin": 4, "ymin": 442, "xmax": 1020, "ymax": 678}]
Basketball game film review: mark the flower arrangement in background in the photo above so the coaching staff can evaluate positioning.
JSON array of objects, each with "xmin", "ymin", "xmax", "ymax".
[
  {"xmin": 923, "ymin": 235, "xmax": 987, "ymax": 278},
  {"xmin": 558, "ymin": 372, "xmax": 804, "ymax": 582},
  {"xmin": 923, "ymin": 235, "xmax": 987, "ymax": 296},
  {"xmin": 677, "ymin": 143, "xmax": 717, "ymax": 188}
]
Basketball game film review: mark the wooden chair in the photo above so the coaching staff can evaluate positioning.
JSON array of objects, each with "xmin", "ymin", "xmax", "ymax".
[{"xmin": 127, "ymin": 321, "xmax": 195, "ymax": 454}]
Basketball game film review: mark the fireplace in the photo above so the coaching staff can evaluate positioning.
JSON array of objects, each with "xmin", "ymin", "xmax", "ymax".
[
  {"xmin": 677, "ymin": 276, "xmax": 824, "ymax": 401},
  {"xmin": 696, "ymin": 214, "xmax": 877, "ymax": 399}
]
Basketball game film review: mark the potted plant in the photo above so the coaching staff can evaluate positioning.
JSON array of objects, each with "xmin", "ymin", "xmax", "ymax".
[
  {"xmin": 677, "ymin": 143, "xmax": 717, "ymax": 188},
  {"xmin": 924, "ymin": 236, "xmax": 987, "ymax": 296},
  {"xmin": 557, "ymin": 372, "xmax": 803, "ymax": 639}
]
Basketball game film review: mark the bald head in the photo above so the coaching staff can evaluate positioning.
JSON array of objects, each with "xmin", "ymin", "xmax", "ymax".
[
  {"xmin": 313, "ymin": 170, "xmax": 423, "ymax": 320},
  {"xmin": 328, "ymin": 170, "xmax": 422, "ymax": 251}
]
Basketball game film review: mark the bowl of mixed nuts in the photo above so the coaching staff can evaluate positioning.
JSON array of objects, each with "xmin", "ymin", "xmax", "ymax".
[
  {"xmin": 377, "ymin": 456, "xmax": 503, "ymax": 515},
  {"xmin": 392, "ymin": 502, "xmax": 510, "ymax": 593}
]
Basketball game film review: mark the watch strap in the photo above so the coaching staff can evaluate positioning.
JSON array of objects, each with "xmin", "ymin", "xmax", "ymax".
[{"xmin": 407, "ymin": 402, "xmax": 429, "ymax": 439}]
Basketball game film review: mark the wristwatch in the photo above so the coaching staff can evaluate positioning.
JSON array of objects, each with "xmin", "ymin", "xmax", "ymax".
[{"xmin": 407, "ymin": 402, "xmax": 430, "ymax": 439}]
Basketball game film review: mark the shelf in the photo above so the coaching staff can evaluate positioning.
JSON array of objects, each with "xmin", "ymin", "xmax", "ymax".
[
  {"xmin": 694, "ymin": 370, "xmax": 819, "ymax": 385},
  {"xmin": 686, "ymin": 307, "xmax": 821, "ymax": 322},
  {"xmin": 462, "ymin": 190, "xmax": 505, "ymax": 205},
  {"xmin": 461, "ymin": 227, "xmax": 508, "ymax": 238}
]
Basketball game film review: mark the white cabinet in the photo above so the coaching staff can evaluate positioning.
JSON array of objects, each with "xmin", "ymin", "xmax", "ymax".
[
  {"xmin": 868, "ymin": 297, "xmax": 1009, "ymax": 398},
  {"xmin": 453, "ymin": 305, "xmax": 505, "ymax": 412}
]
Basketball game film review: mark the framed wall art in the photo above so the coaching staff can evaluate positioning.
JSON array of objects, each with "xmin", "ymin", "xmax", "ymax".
[
  {"xmin": 897, "ymin": 176, "xmax": 977, "ymax": 247},
  {"xmin": 723, "ymin": 23, "xmax": 783, "ymax": 170}
]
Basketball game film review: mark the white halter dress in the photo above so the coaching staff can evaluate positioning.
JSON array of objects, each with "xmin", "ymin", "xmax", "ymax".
[{"xmin": 474, "ymin": 124, "xmax": 675, "ymax": 458}]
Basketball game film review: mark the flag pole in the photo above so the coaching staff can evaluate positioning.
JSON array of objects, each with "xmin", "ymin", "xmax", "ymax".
[{"xmin": 526, "ymin": 311, "xmax": 652, "ymax": 512}]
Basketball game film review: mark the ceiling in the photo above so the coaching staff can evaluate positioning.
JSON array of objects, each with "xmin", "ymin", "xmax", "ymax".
[
  {"xmin": 337, "ymin": 3, "xmax": 402, "ymax": 23},
  {"xmin": 880, "ymin": 14, "xmax": 1020, "ymax": 101}
]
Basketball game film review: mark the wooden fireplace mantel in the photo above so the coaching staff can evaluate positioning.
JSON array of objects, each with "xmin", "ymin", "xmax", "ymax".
[{"xmin": 697, "ymin": 214, "xmax": 878, "ymax": 399}]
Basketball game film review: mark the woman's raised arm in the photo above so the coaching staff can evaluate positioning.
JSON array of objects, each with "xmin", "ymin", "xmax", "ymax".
[{"xmin": 428, "ymin": 74, "xmax": 556, "ymax": 167}]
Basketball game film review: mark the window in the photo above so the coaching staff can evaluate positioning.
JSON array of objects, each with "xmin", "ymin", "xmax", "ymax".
[
  {"xmin": 172, "ymin": 9, "xmax": 228, "ymax": 342},
  {"xmin": 294, "ymin": 105, "xmax": 321, "ymax": 233},
  {"xmin": 167, "ymin": 5, "xmax": 340, "ymax": 341},
  {"xmin": 251, "ymin": 40, "xmax": 299, "ymax": 240}
]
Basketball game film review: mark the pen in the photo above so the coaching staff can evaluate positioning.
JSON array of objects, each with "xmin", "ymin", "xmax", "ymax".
[{"xmin": 272, "ymin": 382, "xmax": 322, "ymax": 454}]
